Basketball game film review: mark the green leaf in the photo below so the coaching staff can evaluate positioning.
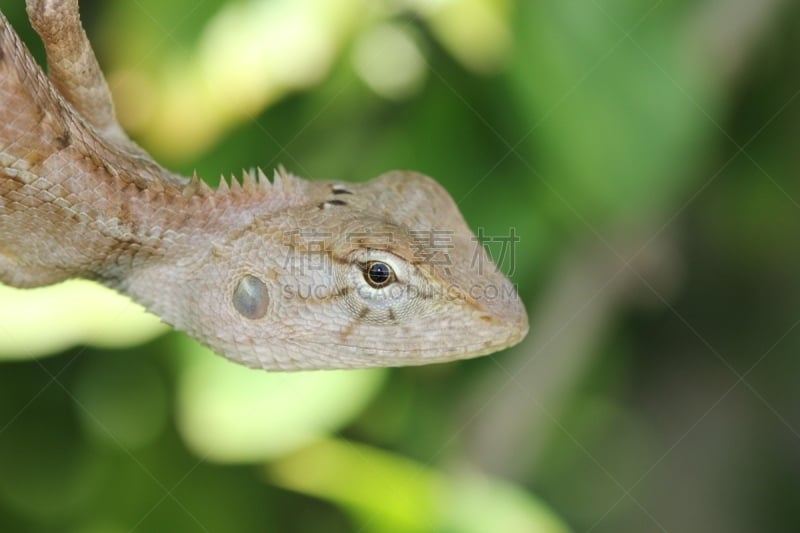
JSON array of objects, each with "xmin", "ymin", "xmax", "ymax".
[
  {"xmin": 511, "ymin": 1, "xmax": 718, "ymax": 225},
  {"xmin": 174, "ymin": 338, "xmax": 386, "ymax": 462},
  {"xmin": 269, "ymin": 438, "xmax": 571, "ymax": 533},
  {"xmin": 0, "ymin": 281, "xmax": 166, "ymax": 360}
]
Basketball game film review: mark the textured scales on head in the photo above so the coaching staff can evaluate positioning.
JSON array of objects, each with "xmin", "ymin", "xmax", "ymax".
[{"xmin": 0, "ymin": 1, "xmax": 528, "ymax": 370}]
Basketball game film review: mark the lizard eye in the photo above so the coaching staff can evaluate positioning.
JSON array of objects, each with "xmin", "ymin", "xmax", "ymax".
[{"xmin": 364, "ymin": 261, "xmax": 395, "ymax": 288}]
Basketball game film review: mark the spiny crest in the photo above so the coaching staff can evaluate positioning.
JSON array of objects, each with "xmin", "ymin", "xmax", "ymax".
[
  {"xmin": 211, "ymin": 166, "xmax": 306, "ymax": 196},
  {"xmin": 182, "ymin": 170, "xmax": 213, "ymax": 197},
  {"xmin": 241, "ymin": 169, "xmax": 257, "ymax": 190}
]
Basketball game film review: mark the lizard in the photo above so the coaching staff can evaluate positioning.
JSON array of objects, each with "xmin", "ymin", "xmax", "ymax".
[{"xmin": 0, "ymin": 0, "xmax": 528, "ymax": 371}]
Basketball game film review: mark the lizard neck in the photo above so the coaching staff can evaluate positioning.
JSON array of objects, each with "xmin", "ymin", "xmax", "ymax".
[
  {"xmin": 100, "ymin": 170, "xmax": 316, "ymax": 334},
  {"xmin": 96, "ymin": 169, "xmax": 312, "ymax": 287}
]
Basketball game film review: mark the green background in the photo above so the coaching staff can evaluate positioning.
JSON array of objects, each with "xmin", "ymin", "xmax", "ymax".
[{"xmin": 1, "ymin": 0, "xmax": 799, "ymax": 531}]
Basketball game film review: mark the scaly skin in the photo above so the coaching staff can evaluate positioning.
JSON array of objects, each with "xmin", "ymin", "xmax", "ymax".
[{"xmin": 0, "ymin": 0, "xmax": 528, "ymax": 370}]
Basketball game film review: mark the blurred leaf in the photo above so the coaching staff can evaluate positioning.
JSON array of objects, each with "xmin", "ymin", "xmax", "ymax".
[
  {"xmin": 102, "ymin": 0, "xmax": 364, "ymax": 159},
  {"xmin": 511, "ymin": 1, "xmax": 716, "ymax": 225},
  {"xmin": 270, "ymin": 438, "xmax": 438, "ymax": 532},
  {"xmin": 0, "ymin": 371, "xmax": 105, "ymax": 523},
  {"xmin": 73, "ymin": 355, "xmax": 169, "ymax": 450},
  {"xmin": 0, "ymin": 281, "xmax": 167, "ymax": 360},
  {"xmin": 420, "ymin": 0, "xmax": 512, "ymax": 74},
  {"xmin": 175, "ymin": 337, "xmax": 386, "ymax": 462},
  {"xmin": 440, "ymin": 468, "xmax": 571, "ymax": 533},
  {"xmin": 269, "ymin": 438, "xmax": 571, "ymax": 533}
]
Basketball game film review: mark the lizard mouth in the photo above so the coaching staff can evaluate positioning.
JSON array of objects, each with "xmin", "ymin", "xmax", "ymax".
[{"xmin": 297, "ymin": 314, "xmax": 529, "ymax": 368}]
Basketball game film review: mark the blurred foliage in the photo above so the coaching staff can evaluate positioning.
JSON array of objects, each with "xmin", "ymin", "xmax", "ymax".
[{"xmin": 2, "ymin": 0, "xmax": 800, "ymax": 531}]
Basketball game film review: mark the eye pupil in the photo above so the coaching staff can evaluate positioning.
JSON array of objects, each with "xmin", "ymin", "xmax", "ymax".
[{"xmin": 366, "ymin": 261, "xmax": 394, "ymax": 287}]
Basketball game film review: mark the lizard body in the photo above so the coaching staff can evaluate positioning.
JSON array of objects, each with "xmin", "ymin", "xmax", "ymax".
[{"xmin": 0, "ymin": 0, "xmax": 528, "ymax": 370}]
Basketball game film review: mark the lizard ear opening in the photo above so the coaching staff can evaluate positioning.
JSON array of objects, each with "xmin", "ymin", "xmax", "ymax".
[{"xmin": 233, "ymin": 275, "xmax": 270, "ymax": 319}]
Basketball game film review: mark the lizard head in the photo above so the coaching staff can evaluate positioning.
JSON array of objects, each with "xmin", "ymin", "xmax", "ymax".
[
  {"xmin": 169, "ymin": 170, "xmax": 528, "ymax": 370},
  {"xmin": 2, "ymin": 0, "xmax": 525, "ymax": 372}
]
